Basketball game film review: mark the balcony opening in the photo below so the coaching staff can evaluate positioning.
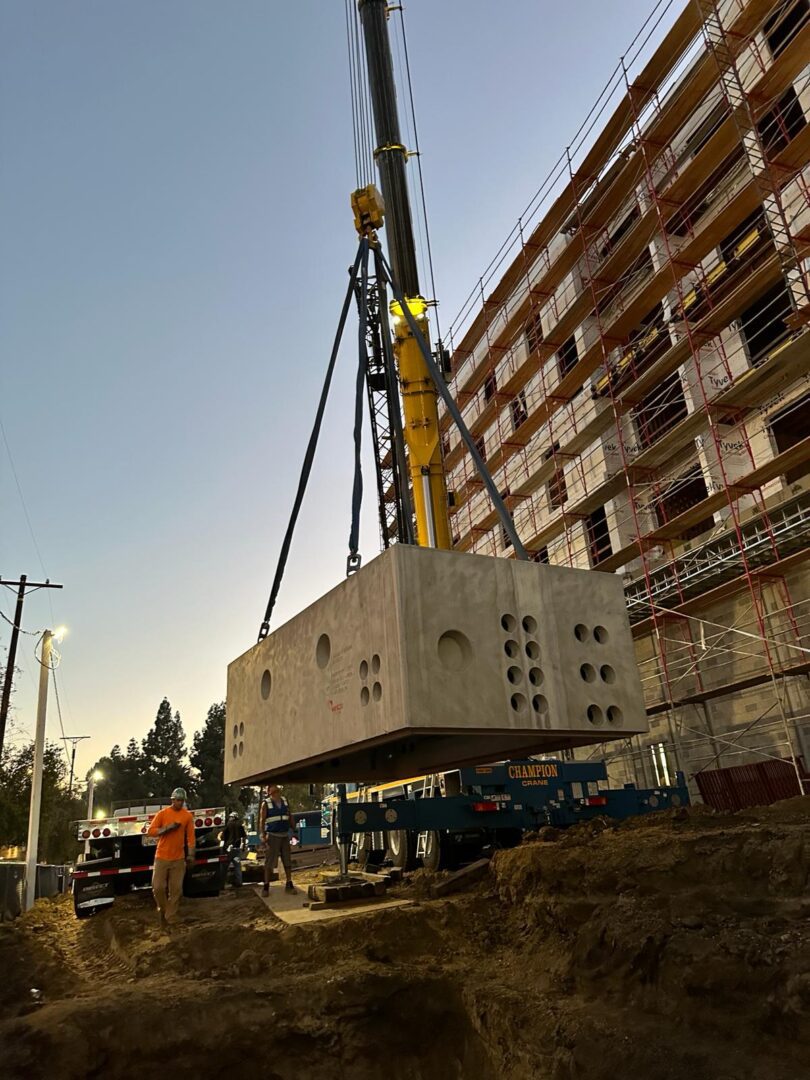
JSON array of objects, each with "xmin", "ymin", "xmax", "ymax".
[
  {"xmin": 718, "ymin": 208, "xmax": 767, "ymax": 267},
  {"xmin": 501, "ymin": 524, "xmax": 513, "ymax": 550},
  {"xmin": 511, "ymin": 390, "xmax": 529, "ymax": 431},
  {"xmin": 769, "ymin": 392, "xmax": 810, "ymax": 483},
  {"xmin": 597, "ymin": 201, "xmax": 640, "ymax": 263},
  {"xmin": 757, "ymin": 86, "xmax": 806, "ymax": 158},
  {"xmin": 544, "ymin": 443, "xmax": 568, "ymax": 508},
  {"xmin": 474, "ymin": 434, "xmax": 487, "ymax": 462},
  {"xmin": 740, "ymin": 278, "xmax": 793, "ymax": 365},
  {"xmin": 654, "ymin": 465, "xmax": 714, "ymax": 541},
  {"xmin": 586, "ymin": 504, "xmax": 613, "ymax": 565},
  {"xmin": 557, "ymin": 334, "xmax": 579, "ymax": 379},
  {"xmin": 665, "ymin": 148, "xmax": 744, "ymax": 238},
  {"xmin": 533, "ymin": 546, "xmax": 549, "ymax": 564},
  {"xmin": 634, "ymin": 370, "xmax": 689, "ymax": 450},
  {"xmin": 525, "ymin": 311, "xmax": 544, "ymax": 354},
  {"xmin": 764, "ymin": 0, "xmax": 809, "ymax": 60},
  {"xmin": 483, "ymin": 369, "xmax": 497, "ymax": 403}
]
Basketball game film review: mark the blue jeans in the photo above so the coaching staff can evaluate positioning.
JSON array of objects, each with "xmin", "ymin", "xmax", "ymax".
[{"xmin": 225, "ymin": 848, "xmax": 242, "ymax": 887}]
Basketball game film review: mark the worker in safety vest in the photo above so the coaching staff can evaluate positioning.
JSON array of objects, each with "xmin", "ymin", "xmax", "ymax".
[
  {"xmin": 147, "ymin": 787, "xmax": 195, "ymax": 928},
  {"xmin": 260, "ymin": 783, "xmax": 296, "ymax": 895}
]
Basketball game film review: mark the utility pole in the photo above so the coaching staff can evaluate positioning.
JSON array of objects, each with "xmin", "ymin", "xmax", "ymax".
[
  {"xmin": 25, "ymin": 629, "xmax": 53, "ymax": 912},
  {"xmin": 0, "ymin": 575, "xmax": 63, "ymax": 757},
  {"xmin": 65, "ymin": 734, "xmax": 90, "ymax": 795}
]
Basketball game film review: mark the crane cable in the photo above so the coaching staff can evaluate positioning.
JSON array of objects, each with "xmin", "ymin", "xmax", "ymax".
[{"xmin": 344, "ymin": 0, "xmax": 375, "ymax": 189}]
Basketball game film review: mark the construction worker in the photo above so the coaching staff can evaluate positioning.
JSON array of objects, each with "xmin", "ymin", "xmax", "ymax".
[
  {"xmin": 147, "ymin": 786, "xmax": 195, "ymax": 928},
  {"xmin": 220, "ymin": 811, "xmax": 247, "ymax": 888},
  {"xmin": 260, "ymin": 783, "xmax": 296, "ymax": 895}
]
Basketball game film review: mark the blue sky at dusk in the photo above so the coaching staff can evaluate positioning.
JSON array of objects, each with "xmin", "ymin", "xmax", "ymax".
[{"xmin": 1, "ymin": 0, "xmax": 672, "ymax": 779}]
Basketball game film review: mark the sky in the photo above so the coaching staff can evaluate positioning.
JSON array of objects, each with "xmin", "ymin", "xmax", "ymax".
[{"xmin": 0, "ymin": 0, "xmax": 674, "ymax": 781}]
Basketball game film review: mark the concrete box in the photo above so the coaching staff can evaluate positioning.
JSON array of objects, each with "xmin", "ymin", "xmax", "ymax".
[{"xmin": 225, "ymin": 545, "xmax": 648, "ymax": 783}]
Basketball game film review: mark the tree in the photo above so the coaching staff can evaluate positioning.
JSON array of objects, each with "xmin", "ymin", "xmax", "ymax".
[
  {"xmin": 190, "ymin": 702, "xmax": 252, "ymax": 811},
  {"xmin": 0, "ymin": 740, "xmax": 84, "ymax": 863},
  {"xmin": 142, "ymin": 697, "xmax": 193, "ymax": 797}
]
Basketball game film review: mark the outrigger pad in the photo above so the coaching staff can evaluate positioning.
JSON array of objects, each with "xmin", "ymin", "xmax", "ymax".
[{"xmin": 225, "ymin": 545, "xmax": 648, "ymax": 784}]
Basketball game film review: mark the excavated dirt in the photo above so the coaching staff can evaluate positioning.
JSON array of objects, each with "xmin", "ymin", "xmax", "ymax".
[{"xmin": 2, "ymin": 800, "xmax": 810, "ymax": 1079}]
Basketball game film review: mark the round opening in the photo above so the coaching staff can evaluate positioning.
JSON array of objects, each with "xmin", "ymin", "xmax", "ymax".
[
  {"xmin": 607, "ymin": 705, "xmax": 623, "ymax": 726},
  {"xmin": 522, "ymin": 615, "xmax": 537, "ymax": 634},
  {"xmin": 359, "ymin": 659, "xmax": 369, "ymax": 680},
  {"xmin": 671, "ymin": 793, "xmax": 682, "ymax": 807},
  {"xmin": 232, "ymin": 724, "xmax": 238, "ymax": 739},
  {"xmin": 501, "ymin": 613, "xmax": 517, "ymax": 633},
  {"xmin": 360, "ymin": 686, "xmax": 370, "ymax": 706},
  {"xmin": 529, "ymin": 667, "xmax": 544, "ymax": 686},
  {"xmin": 316, "ymin": 633, "xmax": 331, "ymax": 669},
  {"xmin": 532, "ymin": 694, "xmax": 549, "ymax": 714},
  {"xmin": 600, "ymin": 664, "xmax": 616, "ymax": 684},
  {"xmin": 372, "ymin": 681, "xmax": 382, "ymax": 702},
  {"xmin": 371, "ymin": 653, "xmax": 381, "ymax": 674},
  {"xmin": 239, "ymin": 722, "xmax": 245, "ymax": 736},
  {"xmin": 238, "ymin": 741, "xmax": 244, "ymax": 757},
  {"xmin": 437, "ymin": 629, "xmax": 473, "ymax": 672},
  {"xmin": 525, "ymin": 640, "xmax": 540, "ymax": 660},
  {"xmin": 574, "ymin": 624, "xmax": 589, "ymax": 642},
  {"xmin": 232, "ymin": 744, "xmax": 237, "ymax": 759},
  {"xmin": 580, "ymin": 663, "xmax": 596, "ymax": 683},
  {"xmin": 594, "ymin": 625, "xmax": 609, "ymax": 644},
  {"xmin": 507, "ymin": 666, "xmax": 523, "ymax": 685},
  {"xmin": 510, "ymin": 692, "xmax": 527, "ymax": 714},
  {"xmin": 260, "ymin": 670, "xmax": 272, "ymax": 700},
  {"xmin": 587, "ymin": 704, "xmax": 605, "ymax": 726},
  {"xmin": 504, "ymin": 639, "xmax": 520, "ymax": 659}
]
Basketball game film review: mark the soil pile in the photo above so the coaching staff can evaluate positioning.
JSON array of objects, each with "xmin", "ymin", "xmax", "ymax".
[{"xmin": 1, "ymin": 800, "xmax": 809, "ymax": 1079}]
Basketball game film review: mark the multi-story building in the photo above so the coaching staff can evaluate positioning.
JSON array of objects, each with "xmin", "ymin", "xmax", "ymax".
[{"xmin": 441, "ymin": 0, "xmax": 810, "ymax": 797}]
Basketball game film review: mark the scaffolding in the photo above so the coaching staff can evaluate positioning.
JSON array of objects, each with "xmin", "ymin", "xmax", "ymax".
[{"xmin": 442, "ymin": 0, "xmax": 810, "ymax": 796}]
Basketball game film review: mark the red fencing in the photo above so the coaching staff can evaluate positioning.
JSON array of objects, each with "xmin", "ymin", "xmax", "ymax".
[{"xmin": 695, "ymin": 758, "xmax": 810, "ymax": 812}]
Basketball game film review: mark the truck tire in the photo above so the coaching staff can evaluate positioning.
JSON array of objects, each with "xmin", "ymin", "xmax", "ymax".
[
  {"xmin": 385, "ymin": 829, "xmax": 417, "ymax": 871},
  {"xmin": 355, "ymin": 832, "xmax": 385, "ymax": 869},
  {"xmin": 421, "ymin": 831, "xmax": 447, "ymax": 872}
]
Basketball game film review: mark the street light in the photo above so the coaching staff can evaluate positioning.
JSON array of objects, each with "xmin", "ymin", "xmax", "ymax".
[{"xmin": 86, "ymin": 770, "xmax": 103, "ymax": 820}]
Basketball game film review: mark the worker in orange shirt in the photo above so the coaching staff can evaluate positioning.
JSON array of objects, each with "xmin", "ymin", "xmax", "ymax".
[{"xmin": 147, "ymin": 787, "xmax": 196, "ymax": 928}]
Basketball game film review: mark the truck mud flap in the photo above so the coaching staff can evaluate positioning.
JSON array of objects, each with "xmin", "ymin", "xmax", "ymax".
[
  {"xmin": 73, "ymin": 876, "xmax": 116, "ymax": 917},
  {"xmin": 183, "ymin": 855, "xmax": 226, "ymax": 897}
]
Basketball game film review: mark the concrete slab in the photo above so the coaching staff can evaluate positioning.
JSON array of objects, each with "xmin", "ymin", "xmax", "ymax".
[
  {"xmin": 253, "ymin": 882, "xmax": 412, "ymax": 924},
  {"xmin": 227, "ymin": 545, "xmax": 648, "ymax": 783}
]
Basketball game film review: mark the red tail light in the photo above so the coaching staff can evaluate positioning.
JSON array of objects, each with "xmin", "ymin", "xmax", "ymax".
[
  {"xmin": 204, "ymin": 817, "xmax": 212, "ymax": 827},
  {"xmin": 213, "ymin": 816, "xmax": 222, "ymax": 825},
  {"xmin": 472, "ymin": 801, "xmax": 499, "ymax": 812},
  {"xmin": 81, "ymin": 830, "xmax": 90, "ymax": 839},
  {"xmin": 141, "ymin": 826, "xmax": 147, "ymax": 833},
  {"xmin": 585, "ymin": 796, "xmax": 608, "ymax": 807},
  {"xmin": 195, "ymin": 818, "xmax": 203, "ymax": 827},
  {"xmin": 92, "ymin": 828, "xmax": 101, "ymax": 838},
  {"xmin": 102, "ymin": 828, "xmax": 111, "ymax": 837}
]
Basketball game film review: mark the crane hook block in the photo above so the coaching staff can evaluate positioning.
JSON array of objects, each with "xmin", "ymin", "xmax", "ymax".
[{"xmin": 351, "ymin": 184, "xmax": 385, "ymax": 236}]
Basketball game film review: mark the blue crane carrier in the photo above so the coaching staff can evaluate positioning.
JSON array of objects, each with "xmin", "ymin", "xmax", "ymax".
[{"xmin": 324, "ymin": 759, "xmax": 689, "ymax": 872}]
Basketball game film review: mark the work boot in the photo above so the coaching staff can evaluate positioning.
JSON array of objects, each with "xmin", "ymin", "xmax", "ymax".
[
  {"xmin": 262, "ymin": 885, "xmax": 269, "ymax": 896},
  {"xmin": 285, "ymin": 881, "xmax": 297, "ymax": 894}
]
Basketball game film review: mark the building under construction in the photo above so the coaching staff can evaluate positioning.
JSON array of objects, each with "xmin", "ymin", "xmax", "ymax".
[{"xmin": 442, "ymin": 0, "xmax": 810, "ymax": 801}]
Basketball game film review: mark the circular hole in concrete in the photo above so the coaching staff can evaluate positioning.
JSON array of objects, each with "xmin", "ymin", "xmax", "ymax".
[
  {"xmin": 507, "ymin": 666, "xmax": 523, "ymax": 684},
  {"xmin": 359, "ymin": 659, "xmax": 369, "ymax": 680},
  {"xmin": 232, "ymin": 724, "xmax": 238, "ymax": 740},
  {"xmin": 529, "ymin": 667, "xmax": 544, "ymax": 686},
  {"xmin": 260, "ymin": 670, "xmax": 272, "ymax": 700},
  {"xmin": 504, "ymin": 639, "xmax": 520, "ymax": 659},
  {"xmin": 580, "ymin": 663, "xmax": 597, "ymax": 683},
  {"xmin": 532, "ymin": 694, "xmax": 548, "ymax": 714},
  {"xmin": 239, "ymin": 722, "xmax": 244, "ymax": 736},
  {"xmin": 510, "ymin": 692, "xmax": 527, "ymax": 714},
  {"xmin": 608, "ymin": 705, "xmax": 623, "ymax": 726},
  {"xmin": 522, "ymin": 615, "xmax": 537, "ymax": 634},
  {"xmin": 600, "ymin": 664, "xmax": 616, "ymax": 684},
  {"xmin": 231, "ymin": 744, "xmax": 237, "ymax": 759},
  {"xmin": 574, "ymin": 624, "xmax": 589, "ymax": 642},
  {"xmin": 371, "ymin": 653, "xmax": 381, "ymax": 674},
  {"xmin": 501, "ymin": 613, "xmax": 517, "ymax": 633},
  {"xmin": 360, "ymin": 686, "xmax": 370, "ymax": 706},
  {"xmin": 437, "ymin": 630, "xmax": 473, "ymax": 672},
  {"xmin": 594, "ymin": 625, "xmax": 609, "ymax": 644},
  {"xmin": 525, "ymin": 640, "xmax": 540, "ymax": 660},
  {"xmin": 238, "ymin": 741, "xmax": 244, "ymax": 756},
  {"xmin": 316, "ymin": 633, "xmax": 331, "ymax": 669},
  {"xmin": 587, "ymin": 704, "xmax": 605, "ymax": 726},
  {"xmin": 372, "ymin": 681, "xmax": 382, "ymax": 702}
]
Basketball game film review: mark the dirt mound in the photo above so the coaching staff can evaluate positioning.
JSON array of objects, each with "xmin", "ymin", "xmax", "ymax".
[{"xmin": 2, "ymin": 801, "xmax": 810, "ymax": 1079}]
